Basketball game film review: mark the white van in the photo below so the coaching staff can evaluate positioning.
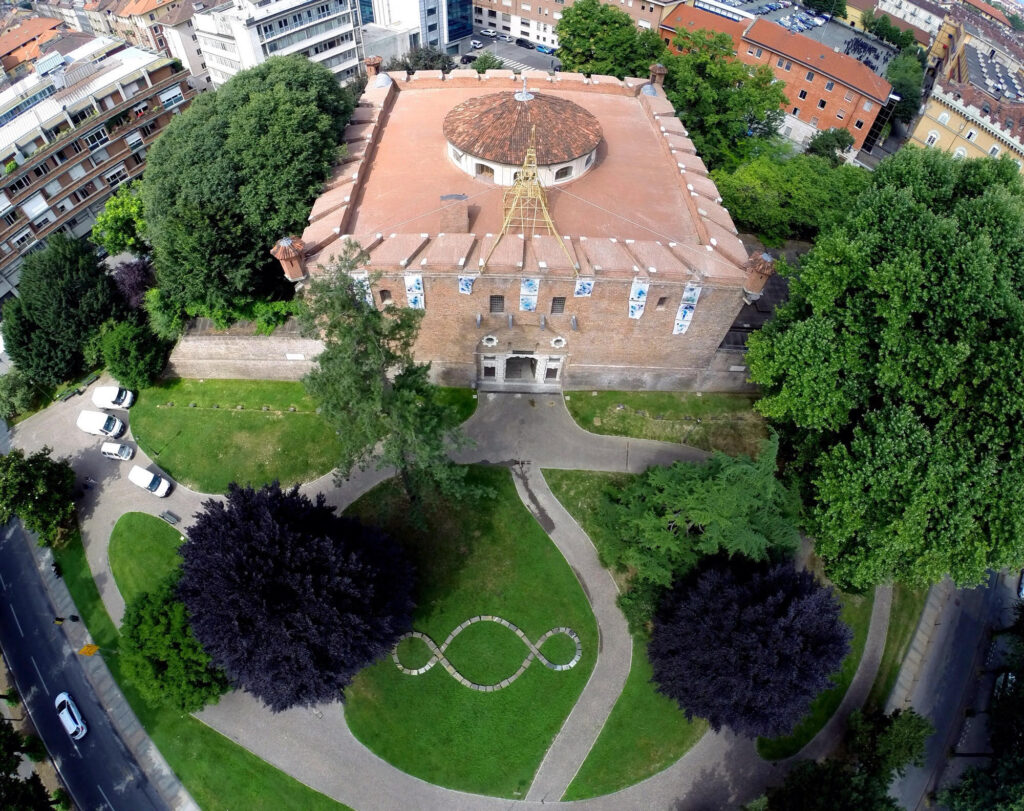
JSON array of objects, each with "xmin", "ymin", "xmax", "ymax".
[
  {"xmin": 92, "ymin": 386, "xmax": 134, "ymax": 410},
  {"xmin": 127, "ymin": 465, "xmax": 172, "ymax": 497},
  {"xmin": 76, "ymin": 410, "xmax": 126, "ymax": 438},
  {"xmin": 54, "ymin": 692, "xmax": 87, "ymax": 740},
  {"xmin": 100, "ymin": 442, "xmax": 134, "ymax": 461}
]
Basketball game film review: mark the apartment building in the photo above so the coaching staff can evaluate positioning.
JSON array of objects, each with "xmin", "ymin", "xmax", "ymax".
[
  {"xmin": 471, "ymin": 0, "xmax": 674, "ymax": 49},
  {"xmin": 0, "ymin": 37, "xmax": 193, "ymax": 300},
  {"xmin": 0, "ymin": 17, "xmax": 63, "ymax": 73},
  {"xmin": 874, "ymin": 0, "xmax": 945, "ymax": 38},
  {"xmin": 662, "ymin": 4, "xmax": 897, "ymax": 151},
  {"xmin": 159, "ymin": 1, "xmax": 211, "ymax": 89},
  {"xmin": 108, "ymin": 0, "xmax": 179, "ymax": 57},
  {"xmin": 193, "ymin": 0, "xmax": 364, "ymax": 88},
  {"xmin": 367, "ymin": 0, "xmax": 473, "ymax": 53}
]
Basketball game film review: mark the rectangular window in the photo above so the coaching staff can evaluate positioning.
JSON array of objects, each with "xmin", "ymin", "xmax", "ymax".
[
  {"xmin": 104, "ymin": 164, "xmax": 129, "ymax": 187},
  {"xmin": 483, "ymin": 366, "xmax": 496, "ymax": 378},
  {"xmin": 855, "ymin": 119, "xmax": 864, "ymax": 129},
  {"xmin": 798, "ymin": 89, "xmax": 807, "ymax": 100},
  {"xmin": 845, "ymin": 90, "xmax": 854, "ymax": 102},
  {"xmin": 747, "ymin": 47, "xmax": 754, "ymax": 55},
  {"xmin": 836, "ymin": 109, "xmax": 846, "ymax": 120},
  {"xmin": 12, "ymin": 228, "xmax": 32, "ymax": 247},
  {"xmin": 777, "ymin": 57, "xmax": 784, "ymax": 68},
  {"xmin": 2, "ymin": 210, "xmax": 18, "ymax": 227},
  {"xmin": 755, "ymin": 48, "xmax": 762, "ymax": 57},
  {"xmin": 159, "ymin": 86, "xmax": 185, "ymax": 109},
  {"xmin": 805, "ymin": 71, "xmax": 814, "ymax": 81},
  {"xmin": 33, "ymin": 162, "xmax": 50, "ymax": 178},
  {"xmin": 989, "ymin": 144, "xmax": 999, "ymax": 156},
  {"xmin": 792, "ymin": 107, "xmax": 800, "ymax": 116},
  {"xmin": 379, "ymin": 289, "xmax": 392, "ymax": 304},
  {"xmin": 489, "ymin": 295, "xmax": 504, "ymax": 313},
  {"xmin": 863, "ymin": 100, "xmax": 874, "ymax": 112},
  {"xmin": 825, "ymin": 80, "xmax": 834, "ymax": 91},
  {"xmin": 656, "ymin": 296, "xmax": 667, "ymax": 310},
  {"xmin": 966, "ymin": 130, "xmax": 977, "ymax": 141},
  {"xmin": 817, "ymin": 99, "xmax": 826, "ymax": 109},
  {"xmin": 785, "ymin": 61, "xmax": 792, "ymax": 71},
  {"xmin": 810, "ymin": 116, "xmax": 819, "ymax": 127},
  {"xmin": 84, "ymin": 128, "xmax": 109, "ymax": 150},
  {"xmin": 550, "ymin": 296, "xmax": 566, "ymax": 314}
]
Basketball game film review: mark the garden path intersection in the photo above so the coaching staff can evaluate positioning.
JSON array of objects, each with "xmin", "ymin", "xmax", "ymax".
[{"xmin": 12, "ymin": 384, "xmax": 893, "ymax": 809}]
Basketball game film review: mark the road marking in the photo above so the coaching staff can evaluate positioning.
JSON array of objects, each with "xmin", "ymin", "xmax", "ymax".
[
  {"xmin": 97, "ymin": 784, "xmax": 113, "ymax": 809},
  {"xmin": 30, "ymin": 656, "xmax": 48, "ymax": 695},
  {"xmin": 8, "ymin": 604, "xmax": 23, "ymax": 636}
]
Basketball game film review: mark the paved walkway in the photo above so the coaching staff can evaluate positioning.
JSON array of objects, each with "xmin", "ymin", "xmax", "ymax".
[{"xmin": 12, "ymin": 385, "xmax": 893, "ymax": 810}]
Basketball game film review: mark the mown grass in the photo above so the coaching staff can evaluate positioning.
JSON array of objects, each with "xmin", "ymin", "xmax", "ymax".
[
  {"xmin": 562, "ymin": 639, "xmax": 708, "ymax": 801},
  {"xmin": 343, "ymin": 466, "xmax": 598, "ymax": 798},
  {"xmin": 108, "ymin": 512, "xmax": 185, "ymax": 603},
  {"xmin": 543, "ymin": 469, "xmax": 707, "ymax": 797},
  {"xmin": 865, "ymin": 583, "xmax": 929, "ymax": 712},
  {"xmin": 564, "ymin": 391, "xmax": 768, "ymax": 457},
  {"xmin": 54, "ymin": 528, "xmax": 348, "ymax": 811},
  {"xmin": 756, "ymin": 587, "xmax": 876, "ymax": 760}
]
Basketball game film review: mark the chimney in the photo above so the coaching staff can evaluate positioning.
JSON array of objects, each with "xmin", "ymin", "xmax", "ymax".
[
  {"xmin": 649, "ymin": 63, "xmax": 668, "ymax": 86},
  {"xmin": 365, "ymin": 55, "xmax": 383, "ymax": 78},
  {"xmin": 743, "ymin": 252, "xmax": 775, "ymax": 304},
  {"xmin": 440, "ymin": 201, "xmax": 469, "ymax": 233},
  {"xmin": 271, "ymin": 237, "xmax": 307, "ymax": 282}
]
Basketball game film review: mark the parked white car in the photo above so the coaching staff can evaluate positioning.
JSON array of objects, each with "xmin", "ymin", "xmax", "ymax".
[
  {"xmin": 100, "ymin": 442, "xmax": 134, "ymax": 461},
  {"xmin": 55, "ymin": 692, "xmax": 87, "ymax": 740},
  {"xmin": 92, "ymin": 386, "xmax": 134, "ymax": 409},
  {"xmin": 76, "ymin": 410, "xmax": 126, "ymax": 438},
  {"xmin": 128, "ymin": 465, "xmax": 172, "ymax": 497}
]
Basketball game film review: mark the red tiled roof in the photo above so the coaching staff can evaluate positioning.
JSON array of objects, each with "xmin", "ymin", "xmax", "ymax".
[
  {"xmin": 961, "ymin": 0, "xmax": 1013, "ymax": 27},
  {"xmin": 443, "ymin": 91, "xmax": 602, "ymax": 166},
  {"xmin": 745, "ymin": 20, "xmax": 893, "ymax": 101},
  {"xmin": 660, "ymin": 4, "xmax": 748, "ymax": 52},
  {"xmin": 117, "ymin": 0, "xmax": 175, "ymax": 19},
  {"xmin": 0, "ymin": 16, "xmax": 61, "ymax": 57}
]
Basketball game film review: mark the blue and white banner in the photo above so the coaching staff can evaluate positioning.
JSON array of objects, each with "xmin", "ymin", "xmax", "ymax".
[
  {"xmin": 404, "ymin": 273, "xmax": 424, "ymax": 309},
  {"xmin": 628, "ymin": 279, "xmax": 649, "ymax": 320},
  {"xmin": 458, "ymin": 276, "xmax": 475, "ymax": 295},
  {"xmin": 520, "ymin": 277, "xmax": 539, "ymax": 311},
  {"xmin": 350, "ymin": 271, "xmax": 374, "ymax": 306},
  {"xmin": 574, "ymin": 278, "xmax": 594, "ymax": 297},
  {"xmin": 673, "ymin": 284, "xmax": 702, "ymax": 334}
]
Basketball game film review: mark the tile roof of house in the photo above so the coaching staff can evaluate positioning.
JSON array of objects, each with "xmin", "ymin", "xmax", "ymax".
[
  {"xmin": 443, "ymin": 91, "xmax": 603, "ymax": 166},
  {"xmin": 745, "ymin": 20, "xmax": 894, "ymax": 101},
  {"xmin": 160, "ymin": 1, "xmax": 202, "ymax": 26},
  {"xmin": 117, "ymin": 0, "xmax": 176, "ymax": 19},
  {"xmin": 660, "ymin": 3, "xmax": 748, "ymax": 51},
  {"xmin": 948, "ymin": 5, "xmax": 1024, "ymax": 73},
  {"xmin": 934, "ymin": 78, "xmax": 1024, "ymax": 140},
  {"xmin": 961, "ymin": 0, "xmax": 1013, "ymax": 27},
  {"xmin": 0, "ymin": 16, "xmax": 62, "ymax": 57}
]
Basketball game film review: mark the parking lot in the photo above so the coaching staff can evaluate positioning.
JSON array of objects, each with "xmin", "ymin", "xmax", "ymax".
[
  {"xmin": 466, "ymin": 28, "xmax": 562, "ymax": 73},
  {"xmin": 720, "ymin": 0, "xmax": 897, "ymax": 75}
]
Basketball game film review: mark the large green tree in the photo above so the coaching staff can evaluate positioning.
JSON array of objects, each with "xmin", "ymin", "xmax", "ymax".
[
  {"xmin": 1, "ymin": 234, "xmax": 123, "ymax": 386},
  {"xmin": 300, "ymin": 244, "xmax": 471, "ymax": 503},
  {"xmin": 91, "ymin": 180, "xmax": 147, "ymax": 257},
  {"xmin": 886, "ymin": 49, "xmax": 925, "ymax": 124},
  {"xmin": 747, "ymin": 148, "xmax": 1024, "ymax": 589},
  {"xmin": 664, "ymin": 30, "xmax": 788, "ymax": 170},
  {"xmin": 555, "ymin": 0, "xmax": 668, "ymax": 79},
  {"xmin": 0, "ymin": 448, "xmax": 76, "ymax": 545},
  {"xmin": 120, "ymin": 577, "xmax": 229, "ymax": 712},
  {"xmin": 142, "ymin": 56, "xmax": 354, "ymax": 327}
]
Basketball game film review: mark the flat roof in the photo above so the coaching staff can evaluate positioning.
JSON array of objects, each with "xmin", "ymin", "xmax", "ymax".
[{"xmin": 345, "ymin": 84, "xmax": 701, "ymax": 244}]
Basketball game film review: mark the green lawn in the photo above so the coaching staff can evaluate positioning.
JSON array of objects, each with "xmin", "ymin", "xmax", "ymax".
[
  {"xmin": 562, "ymin": 639, "xmax": 707, "ymax": 801},
  {"xmin": 865, "ymin": 583, "xmax": 929, "ymax": 712},
  {"xmin": 343, "ymin": 466, "xmax": 598, "ymax": 798},
  {"xmin": 434, "ymin": 387, "xmax": 478, "ymax": 425},
  {"xmin": 54, "ymin": 529, "xmax": 348, "ymax": 811},
  {"xmin": 130, "ymin": 379, "xmax": 343, "ymax": 493},
  {"xmin": 564, "ymin": 391, "xmax": 768, "ymax": 457},
  {"xmin": 756, "ymin": 588, "xmax": 876, "ymax": 760},
  {"xmin": 108, "ymin": 512, "xmax": 185, "ymax": 603},
  {"xmin": 543, "ymin": 469, "xmax": 707, "ymax": 797}
]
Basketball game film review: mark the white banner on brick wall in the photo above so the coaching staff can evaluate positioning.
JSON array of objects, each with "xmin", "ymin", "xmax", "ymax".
[
  {"xmin": 673, "ymin": 284, "xmax": 702, "ymax": 334},
  {"xmin": 628, "ymin": 279, "xmax": 649, "ymax": 319},
  {"xmin": 404, "ymin": 273, "xmax": 424, "ymax": 309}
]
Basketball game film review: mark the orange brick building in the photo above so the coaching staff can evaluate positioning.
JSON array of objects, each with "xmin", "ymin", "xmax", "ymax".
[
  {"xmin": 271, "ymin": 64, "xmax": 770, "ymax": 393},
  {"xmin": 661, "ymin": 4, "xmax": 897, "ymax": 151}
]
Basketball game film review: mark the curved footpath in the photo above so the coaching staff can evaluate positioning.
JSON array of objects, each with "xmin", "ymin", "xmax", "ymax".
[{"xmin": 12, "ymin": 385, "xmax": 891, "ymax": 810}]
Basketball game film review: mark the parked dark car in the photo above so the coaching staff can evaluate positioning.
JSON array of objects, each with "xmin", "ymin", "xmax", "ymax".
[
  {"xmin": 460, "ymin": 54, "xmax": 478, "ymax": 64},
  {"xmin": 515, "ymin": 38, "xmax": 535, "ymax": 49}
]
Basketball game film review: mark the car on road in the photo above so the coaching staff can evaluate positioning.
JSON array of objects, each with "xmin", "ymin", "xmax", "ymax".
[
  {"xmin": 536, "ymin": 44, "xmax": 555, "ymax": 54},
  {"xmin": 480, "ymin": 28, "xmax": 497, "ymax": 36},
  {"xmin": 55, "ymin": 692, "xmax": 87, "ymax": 740},
  {"xmin": 497, "ymin": 33, "xmax": 513, "ymax": 42},
  {"xmin": 91, "ymin": 385, "xmax": 134, "ymax": 409},
  {"xmin": 100, "ymin": 442, "xmax": 134, "ymax": 461},
  {"xmin": 127, "ymin": 465, "xmax": 172, "ymax": 497},
  {"xmin": 460, "ymin": 54, "xmax": 477, "ymax": 64},
  {"xmin": 515, "ymin": 37, "xmax": 535, "ymax": 49},
  {"xmin": 470, "ymin": 39, "xmax": 484, "ymax": 49},
  {"xmin": 76, "ymin": 410, "xmax": 126, "ymax": 438}
]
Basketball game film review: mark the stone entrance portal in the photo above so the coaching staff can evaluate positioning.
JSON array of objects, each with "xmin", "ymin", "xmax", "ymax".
[{"xmin": 478, "ymin": 352, "xmax": 563, "ymax": 391}]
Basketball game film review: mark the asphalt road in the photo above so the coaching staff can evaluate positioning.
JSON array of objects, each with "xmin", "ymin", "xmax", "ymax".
[
  {"xmin": 468, "ymin": 29, "xmax": 561, "ymax": 72},
  {"xmin": 0, "ymin": 520, "xmax": 164, "ymax": 811}
]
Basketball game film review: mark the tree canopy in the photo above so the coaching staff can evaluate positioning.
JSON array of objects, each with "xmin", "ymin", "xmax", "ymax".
[
  {"xmin": 599, "ymin": 435, "xmax": 800, "ymax": 627},
  {"xmin": 472, "ymin": 52, "xmax": 505, "ymax": 73},
  {"xmin": 713, "ymin": 152, "xmax": 869, "ymax": 242},
  {"xmin": 0, "ymin": 448, "xmax": 76, "ymax": 545},
  {"xmin": 300, "ymin": 245, "xmax": 472, "ymax": 503},
  {"xmin": 747, "ymin": 148, "xmax": 1024, "ymax": 590},
  {"xmin": 0, "ymin": 717, "xmax": 50, "ymax": 810},
  {"xmin": 804, "ymin": 0, "xmax": 846, "ymax": 17},
  {"xmin": 648, "ymin": 557, "xmax": 851, "ymax": 738},
  {"xmin": 141, "ymin": 56, "xmax": 354, "ymax": 326},
  {"xmin": 1, "ymin": 234, "xmax": 122, "ymax": 386},
  {"xmin": 664, "ymin": 30, "xmax": 788, "ymax": 170},
  {"xmin": 178, "ymin": 482, "xmax": 415, "ymax": 711},
  {"xmin": 120, "ymin": 576, "xmax": 229, "ymax": 712},
  {"xmin": 554, "ymin": 0, "xmax": 668, "ymax": 79},
  {"xmin": 886, "ymin": 49, "xmax": 925, "ymax": 124},
  {"xmin": 806, "ymin": 128, "xmax": 855, "ymax": 167},
  {"xmin": 91, "ymin": 180, "xmax": 147, "ymax": 257},
  {"xmin": 768, "ymin": 709, "xmax": 932, "ymax": 810},
  {"xmin": 384, "ymin": 46, "xmax": 455, "ymax": 73},
  {"xmin": 860, "ymin": 10, "xmax": 918, "ymax": 50},
  {"xmin": 99, "ymin": 320, "xmax": 168, "ymax": 390}
]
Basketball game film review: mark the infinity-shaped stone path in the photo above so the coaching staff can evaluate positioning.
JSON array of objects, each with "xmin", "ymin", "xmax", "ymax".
[{"xmin": 392, "ymin": 616, "xmax": 582, "ymax": 691}]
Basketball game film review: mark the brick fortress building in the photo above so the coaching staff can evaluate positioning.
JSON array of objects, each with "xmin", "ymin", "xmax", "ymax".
[{"xmin": 271, "ymin": 61, "xmax": 771, "ymax": 393}]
